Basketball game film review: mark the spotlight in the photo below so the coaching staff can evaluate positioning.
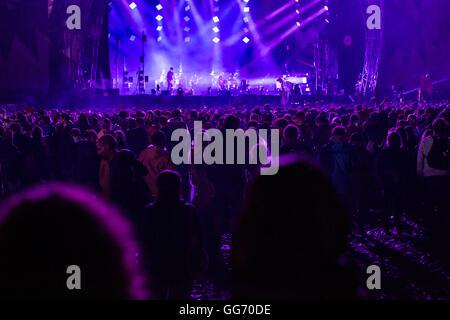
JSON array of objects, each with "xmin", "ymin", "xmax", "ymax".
[
  {"xmin": 156, "ymin": 4, "xmax": 163, "ymax": 11},
  {"xmin": 243, "ymin": 7, "xmax": 250, "ymax": 13},
  {"xmin": 324, "ymin": 6, "xmax": 329, "ymax": 11},
  {"xmin": 296, "ymin": 21, "xmax": 301, "ymax": 27},
  {"xmin": 212, "ymin": 37, "xmax": 220, "ymax": 43},
  {"xmin": 156, "ymin": 15, "xmax": 163, "ymax": 21},
  {"xmin": 296, "ymin": 9, "xmax": 300, "ymax": 14},
  {"xmin": 213, "ymin": 26, "xmax": 220, "ymax": 33},
  {"xmin": 242, "ymin": 37, "xmax": 250, "ymax": 43},
  {"xmin": 185, "ymin": 5, "xmax": 190, "ymax": 11},
  {"xmin": 184, "ymin": 27, "xmax": 191, "ymax": 32},
  {"xmin": 157, "ymin": 36, "xmax": 162, "ymax": 42},
  {"xmin": 243, "ymin": 16, "xmax": 249, "ymax": 23},
  {"xmin": 184, "ymin": 16, "xmax": 190, "ymax": 22},
  {"xmin": 130, "ymin": 35, "xmax": 136, "ymax": 41},
  {"xmin": 213, "ymin": 16, "xmax": 219, "ymax": 23},
  {"xmin": 129, "ymin": 2, "xmax": 137, "ymax": 10},
  {"xmin": 156, "ymin": 26, "xmax": 163, "ymax": 31},
  {"xmin": 185, "ymin": 37, "xmax": 190, "ymax": 43}
]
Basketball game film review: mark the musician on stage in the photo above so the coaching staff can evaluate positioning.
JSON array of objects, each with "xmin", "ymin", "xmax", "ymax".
[
  {"xmin": 218, "ymin": 72, "xmax": 227, "ymax": 91},
  {"xmin": 167, "ymin": 67, "xmax": 174, "ymax": 91}
]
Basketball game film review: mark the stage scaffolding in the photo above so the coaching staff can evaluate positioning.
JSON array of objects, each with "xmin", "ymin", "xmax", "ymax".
[{"xmin": 360, "ymin": 0, "xmax": 383, "ymax": 98}]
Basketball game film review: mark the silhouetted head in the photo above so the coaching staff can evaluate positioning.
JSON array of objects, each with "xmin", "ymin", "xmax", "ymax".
[
  {"xmin": 150, "ymin": 131, "xmax": 166, "ymax": 148},
  {"xmin": 102, "ymin": 118, "xmax": 111, "ymax": 130},
  {"xmin": 156, "ymin": 170, "xmax": 181, "ymax": 202},
  {"xmin": 233, "ymin": 156, "xmax": 353, "ymax": 299},
  {"xmin": 386, "ymin": 131, "xmax": 402, "ymax": 149},
  {"xmin": 224, "ymin": 115, "xmax": 240, "ymax": 130},
  {"xmin": 432, "ymin": 118, "xmax": 446, "ymax": 137},
  {"xmin": 283, "ymin": 124, "xmax": 300, "ymax": 142},
  {"xmin": 97, "ymin": 134, "xmax": 117, "ymax": 160},
  {"xmin": 0, "ymin": 184, "xmax": 147, "ymax": 299}
]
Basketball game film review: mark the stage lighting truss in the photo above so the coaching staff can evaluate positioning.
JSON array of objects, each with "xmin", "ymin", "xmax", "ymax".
[{"xmin": 360, "ymin": 0, "xmax": 384, "ymax": 97}]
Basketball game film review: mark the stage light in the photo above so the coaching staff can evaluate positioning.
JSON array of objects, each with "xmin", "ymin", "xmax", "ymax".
[
  {"xmin": 213, "ymin": 26, "xmax": 220, "ymax": 33},
  {"xmin": 184, "ymin": 16, "xmax": 190, "ymax": 22},
  {"xmin": 212, "ymin": 37, "xmax": 220, "ymax": 43},
  {"xmin": 213, "ymin": 16, "xmax": 219, "ymax": 23},
  {"xmin": 184, "ymin": 27, "xmax": 190, "ymax": 32},
  {"xmin": 130, "ymin": 35, "xmax": 136, "ymax": 41},
  {"xmin": 242, "ymin": 37, "xmax": 250, "ymax": 43},
  {"xmin": 185, "ymin": 37, "xmax": 190, "ymax": 43},
  {"xmin": 296, "ymin": 9, "xmax": 300, "ymax": 14},
  {"xmin": 156, "ymin": 26, "xmax": 163, "ymax": 31},
  {"xmin": 156, "ymin": 4, "xmax": 163, "ymax": 11},
  {"xmin": 129, "ymin": 2, "xmax": 137, "ymax": 10},
  {"xmin": 325, "ymin": 18, "xmax": 330, "ymax": 23},
  {"xmin": 185, "ymin": 5, "xmax": 190, "ymax": 11},
  {"xmin": 296, "ymin": 21, "xmax": 301, "ymax": 27},
  {"xmin": 156, "ymin": 15, "xmax": 163, "ymax": 21},
  {"xmin": 243, "ymin": 16, "xmax": 249, "ymax": 23},
  {"xmin": 244, "ymin": 0, "xmax": 250, "ymax": 3},
  {"xmin": 324, "ymin": 6, "xmax": 329, "ymax": 11},
  {"xmin": 157, "ymin": 36, "xmax": 162, "ymax": 42},
  {"xmin": 244, "ymin": 7, "xmax": 250, "ymax": 13}
]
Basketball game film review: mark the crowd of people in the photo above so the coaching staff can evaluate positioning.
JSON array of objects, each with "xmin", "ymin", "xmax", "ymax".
[{"xmin": 0, "ymin": 100, "xmax": 448, "ymax": 299}]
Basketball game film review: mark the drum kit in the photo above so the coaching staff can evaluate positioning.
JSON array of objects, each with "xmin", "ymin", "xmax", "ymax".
[{"xmin": 217, "ymin": 72, "xmax": 240, "ymax": 91}]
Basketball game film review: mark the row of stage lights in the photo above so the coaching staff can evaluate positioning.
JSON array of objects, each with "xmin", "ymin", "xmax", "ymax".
[
  {"xmin": 127, "ymin": 0, "xmax": 252, "ymax": 45},
  {"xmin": 126, "ymin": 0, "xmax": 329, "ymax": 44},
  {"xmin": 295, "ymin": 0, "xmax": 329, "ymax": 27}
]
